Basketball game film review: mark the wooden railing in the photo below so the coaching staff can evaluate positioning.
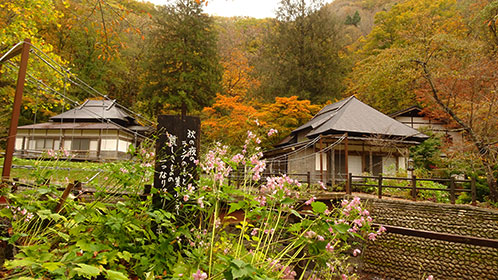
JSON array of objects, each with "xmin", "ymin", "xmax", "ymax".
[
  {"xmin": 347, "ymin": 173, "xmax": 477, "ymax": 205},
  {"xmin": 228, "ymin": 171, "xmax": 312, "ymax": 188}
]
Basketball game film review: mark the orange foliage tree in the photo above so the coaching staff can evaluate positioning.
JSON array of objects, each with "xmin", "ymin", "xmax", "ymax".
[
  {"xmin": 202, "ymin": 95, "xmax": 320, "ymax": 149},
  {"xmin": 221, "ymin": 49, "xmax": 261, "ymax": 98},
  {"xmin": 416, "ymin": 54, "xmax": 498, "ymax": 201}
]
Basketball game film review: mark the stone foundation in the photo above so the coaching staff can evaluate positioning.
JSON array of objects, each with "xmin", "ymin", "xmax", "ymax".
[{"xmin": 361, "ymin": 199, "xmax": 498, "ymax": 279}]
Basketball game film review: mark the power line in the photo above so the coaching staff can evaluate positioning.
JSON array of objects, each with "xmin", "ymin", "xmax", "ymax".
[
  {"xmin": 266, "ymin": 134, "xmax": 346, "ymax": 165},
  {"xmin": 26, "ymin": 42, "xmax": 156, "ymax": 127},
  {"xmin": 4, "ymin": 62, "xmax": 149, "ymax": 140}
]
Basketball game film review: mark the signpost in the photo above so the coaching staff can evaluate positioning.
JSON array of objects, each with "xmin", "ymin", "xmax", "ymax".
[{"xmin": 153, "ymin": 115, "xmax": 200, "ymax": 210}]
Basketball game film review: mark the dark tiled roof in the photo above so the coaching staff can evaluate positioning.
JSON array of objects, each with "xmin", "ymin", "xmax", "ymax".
[
  {"xmin": 19, "ymin": 100, "xmax": 152, "ymax": 135},
  {"xmin": 18, "ymin": 122, "xmax": 122, "ymax": 130},
  {"xmin": 50, "ymin": 100, "xmax": 132, "ymax": 123},
  {"xmin": 389, "ymin": 106, "xmax": 423, "ymax": 118},
  {"xmin": 292, "ymin": 96, "xmax": 427, "ymax": 141}
]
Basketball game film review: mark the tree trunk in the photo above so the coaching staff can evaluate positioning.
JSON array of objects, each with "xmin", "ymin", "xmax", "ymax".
[{"xmin": 415, "ymin": 60, "xmax": 498, "ymax": 202}]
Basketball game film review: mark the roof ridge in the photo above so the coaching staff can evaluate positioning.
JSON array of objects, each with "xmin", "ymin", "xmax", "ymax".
[{"xmin": 311, "ymin": 96, "xmax": 353, "ymax": 132}]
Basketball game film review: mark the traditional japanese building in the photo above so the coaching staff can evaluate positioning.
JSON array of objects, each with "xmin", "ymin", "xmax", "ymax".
[
  {"xmin": 264, "ymin": 96, "xmax": 428, "ymax": 185},
  {"xmin": 390, "ymin": 106, "xmax": 464, "ymax": 145},
  {"xmin": 14, "ymin": 99, "xmax": 151, "ymax": 161}
]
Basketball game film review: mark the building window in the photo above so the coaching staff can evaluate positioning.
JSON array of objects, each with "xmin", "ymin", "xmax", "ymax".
[
  {"xmin": 315, "ymin": 153, "xmax": 327, "ymax": 171},
  {"xmin": 35, "ymin": 139, "xmax": 45, "ymax": 150},
  {"xmin": 72, "ymin": 138, "xmax": 90, "ymax": 151}
]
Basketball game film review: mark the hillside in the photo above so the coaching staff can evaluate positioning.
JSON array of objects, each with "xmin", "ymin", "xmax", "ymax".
[{"xmin": 325, "ymin": 0, "xmax": 400, "ymax": 45}]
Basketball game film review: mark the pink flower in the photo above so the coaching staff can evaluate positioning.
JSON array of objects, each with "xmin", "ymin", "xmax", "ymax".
[
  {"xmin": 353, "ymin": 248, "xmax": 361, "ymax": 257},
  {"xmin": 326, "ymin": 262, "xmax": 334, "ymax": 272},
  {"xmin": 247, "ymin": 131, "xmax": 255, "ymax": 139},
  {"xmin": 427, "ymin": 276, "xmax": 434, "ymax": 280},
  {"xmin": 192, "ymin": 269, "xmax": 207, "ymax": 280},
  {"xmin": 326, "ymin": 242, "xmax": 334, "ymax": 253},
  {"xmin": 304, "ymin": 230, "xmax": 316, "ymax": 239},
  {"xmin": 341, "ymin": 274, "xmax": 348, "ymax": 280},
  {"xmin": 63, "ymin": 148, "xmax": 70, "ymax": 157},
  {"xmin": 47, "ymin": 149, "xmax": 55, "ymax": 158},
  {"xmin": 318, "ymin": 181, "xmax": 327, "ymax": 190},
  {"xmin": 255, "ymin": 195, "xmax": 266, "ymax": 206},
  {"xmin": 317, "ymin": 235, "xmax": 325, "ymax": 241},
  {"xmin": 368, "ymin": 232, "xmax": 377, "ymax": 241},
  {"xmin": 251, "ymin": 228, "xmax": 258, "ymax": 236},
  {"xmin": 305, "ymin": 196, "xmax": 316, "ymax": 205},
  {"xmin": 197, "ymin": 196, "xmax": 204, "ymax": 208},
  {"xmin": 378, "ymin": 225, "xmax": 387, "ymax": 234},
  {"xmin": 183, "ymin": 195, "xmax": 189, "ymax": 202},
  {"xmin": 267, "ymin": 128, "xmax": 278, "ymax": 136},
  {"xmin": 231, "ymin": 154, "xmax": 244, "ymax": 164}
]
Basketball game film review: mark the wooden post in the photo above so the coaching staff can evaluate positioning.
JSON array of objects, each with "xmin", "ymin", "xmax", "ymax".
[
  {"xmin": 347, "ymin": 173, "xmax": 352, "ymax": 195},
  {"xmin": 307, "ymin": 171, "xmax": 311, "ymax": 188},
  {"xmin": 378, "ymin": 174, "xmax": 383, "ymax": 199},
  {"xmin": 331, "ymin": 149, "xmax": 335, "ymax": 186},
  {"xmin": 471, "ymin": 177, "xmax": 476, "ymax": 206},
  {"xmin": 369, "ymin": 150, "xmax": 373, "ymax": 175},
  {"xmin": 450, "ymin": 176, "xmax": 456, "ymax": 204},
  {"xmin": 72, "ymin": 181, "xmax": 82, "ymax": 200},
  {"xmin": 319, "ymin": 136, "xmax": 324, "ymax": 183},
  {"xmin": 345, "ymin": 133, "xmax": 349, "ymax": 190},
  {"xmin": 54, "ymin": 182, "xmax": 75, "ymax": 213},
  {"xmin": 411, "ymin": 175, "xmax": 417, "ymax": 201},
  {"xmin": 2, "ymin": 39, "xmax": 31, "ymax": 181}
]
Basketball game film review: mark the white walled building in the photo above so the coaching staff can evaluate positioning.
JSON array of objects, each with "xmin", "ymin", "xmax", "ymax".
[
  {"xmin": 390, "ymin": 106, "xmax": 464, "ymax": 145},
  {"xmin": 15, "ymin": 100, "xmax": 150, "ymax": 161},
  {"xmin": 264, "ymin": 96, "xmax": 428, "ymax": 185}
]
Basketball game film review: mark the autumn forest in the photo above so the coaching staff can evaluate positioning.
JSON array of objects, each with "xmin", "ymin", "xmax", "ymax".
[{"xmin": 1, "ymin": 0, "xmax": 498, "ymax": 200}]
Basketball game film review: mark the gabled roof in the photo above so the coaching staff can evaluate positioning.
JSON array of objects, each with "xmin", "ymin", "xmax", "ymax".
[
  {"xmin": 292, "ymin": 96, "xmax": 427, "ymax": 141},
  {"xmin": 390, "ymin": 106, "xmax": 423, "ymax": 118},
  {"xmin": 18, "ymin": 99, "xmax": 151, "ymax": 135},
  {"xmin": 50, "ymin": 100, "xmax": 132, "ymax": 124}
]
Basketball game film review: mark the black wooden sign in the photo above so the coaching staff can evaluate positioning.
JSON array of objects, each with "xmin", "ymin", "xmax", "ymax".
[{"xmin": 153, "ymin": 115, "xmax": 200, "ymax": 209}]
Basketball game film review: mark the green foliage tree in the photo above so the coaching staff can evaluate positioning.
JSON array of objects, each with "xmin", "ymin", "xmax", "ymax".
[
  {"xmin": 0, "ymin": 0, "xmax": 68, "ymax": 148},
  {"xmin": 258, "ymin": 0, "xmax": 345, "ymax": 104},
  {"xmin": 409, "ymin": 131, "xmax": 443, "ymax": 171},
  {"xmin": 345, "ymin": 0, "xmax": 467, "ymax": 113},
  {"xmin": 345, "ymin": 11, "xmax": 361, "ymax": 26},
  {"xmin": 46, "ymin": 0, "xmax": 155, "ymax": 107},
  {"xmin": 138, "ymin": 0, "xmax": 222, "ymax": 118}
]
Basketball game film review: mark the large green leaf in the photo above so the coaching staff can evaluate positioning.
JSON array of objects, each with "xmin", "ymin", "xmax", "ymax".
[
  {"xmin": 5, "ymin": 258, "xmax": 37, "ymax": 269},
  {"xmin": 73, "ymin": 263, "xmax": 101, "ymax": 278},
  {"xmin": 311, "ymin": 201, "xmax": 327, "ymax": 214},
  {"xmin": 42, "ymin": 262, "xmax": 64, "ymax": 272},
  {"xmin": 105, "ymin": 269, "xmax": 128, "ymax": 280}
]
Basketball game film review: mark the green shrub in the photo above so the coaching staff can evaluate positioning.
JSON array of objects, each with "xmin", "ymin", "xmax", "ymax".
[{"xmin": 1, "ymin": 131, "xmax": 384, "ymax": 280}]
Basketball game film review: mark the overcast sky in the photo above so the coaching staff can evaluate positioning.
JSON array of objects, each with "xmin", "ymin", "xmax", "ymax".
[{"xmin": 145, "ymin": 0, "xmax": 334, "ymax": 19}]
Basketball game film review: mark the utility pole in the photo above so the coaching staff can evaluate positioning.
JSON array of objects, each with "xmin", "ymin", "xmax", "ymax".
[{"xmin": 1, "ymin": 39, "xmax": 31, "ymax": 181}]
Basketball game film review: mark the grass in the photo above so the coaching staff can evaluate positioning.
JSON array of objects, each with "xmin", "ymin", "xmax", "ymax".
[{"xmin": 0, "ymin": 157, "xmax": 114, "ymax": 187}]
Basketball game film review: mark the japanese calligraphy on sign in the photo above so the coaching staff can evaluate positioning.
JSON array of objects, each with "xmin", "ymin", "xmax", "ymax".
[{"xmin": 154, "ymin": 115, "xmax": 200, "ymax": 206}]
